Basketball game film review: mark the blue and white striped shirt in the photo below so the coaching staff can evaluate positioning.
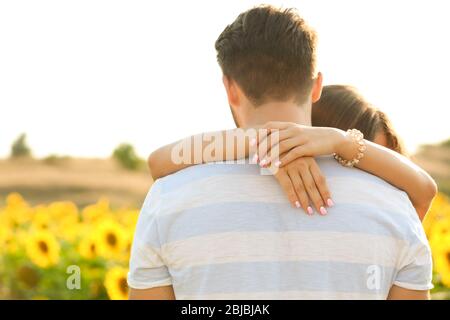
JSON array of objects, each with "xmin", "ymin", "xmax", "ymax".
[{"xmin": 128, "ymin": 156, "xmax": 433, "ymax": 299}]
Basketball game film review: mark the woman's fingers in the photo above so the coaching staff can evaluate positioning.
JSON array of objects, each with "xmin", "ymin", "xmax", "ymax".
[
  {"xmin": 278, "ymin": 145, "xmax": 309, "ymax": 167},
  {"xmin": 257, "ymin": 129, "xmax": 295, "ymax": 166},
  {"xmin": 258, "ymin": 126, "xmax": 305, "ymax": 166},
  {"xmin": 274, "ymin": 162, "xmax": 332, "ymax": 216},
  {"xmin": 250, "ymin": 127, "xmax": 271, "ymax": 163},
  {"xmin": 255, "ymin": 123, "xmax": 298, "ymax": 162},
  {"xmin": 297, "ymin": 163, "xmax": 327, "ymax": 215},
  {"xmin": 274, "ymin": 169, "xmax": 302, "ymax": 209},
  {"xmin": 257, "ymin": 130, "xmax": 278, "ymax": 166},
  {"xmin": 262, "ymin": 121, "xmax": 294, "ymax": 131},
  {"xmin": 309, "ymin": 160, "xmax": 333, "ymax": 207},
  {"xmin": 286, "ymin": 169, "xmax": 311, "ymax": 215},
  {"xmin": 261, "ymin": 137, "xmax": 308, "ymax": 167}
]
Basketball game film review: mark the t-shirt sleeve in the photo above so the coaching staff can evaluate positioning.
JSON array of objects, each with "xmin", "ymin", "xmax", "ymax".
[
  {"xmin": 127, "ymin": 181, "xmax": 172, "ymax": 290},
  {"xmin": 394, "ymin": 224, "xmax": 434, "ymax": 291}
]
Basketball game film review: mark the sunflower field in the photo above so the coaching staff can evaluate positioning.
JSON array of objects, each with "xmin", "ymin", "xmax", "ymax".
[
  {"xmin": 423, "ymin": 193, "xmax": 450, "ymax": 298},
  {"xmin": 0, "ymin": 193, "xmax": 135, "ymax": 299},
  {"xmin": 0, "ymin": 192, "xmax": 449, "ymax": 299}
]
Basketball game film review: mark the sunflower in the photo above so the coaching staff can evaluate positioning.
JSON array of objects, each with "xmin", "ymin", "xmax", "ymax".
[
  {"xmin": 423, "ymin": 194, "xmax": 450, "ymax": 236},
  {"xmin": 94, "ymin": 220, "xmax": 126, "ymax": 259},
  {"xmin": 6, "ymin": 192, "xmax": 27, "ymax": 208},
  {"xmin": 116, "ymin": 209, "xmax": 139, "ymax": 230},
  {"xmin": 48, "ymin": 201, "xmax": 79, "ymax": 225},
  {"xmin": 6, "ymin": 193, "xmax": 33, "ymax": 224},
  {"xmin": 78, "ymin": 235, "xmax": 98, "ymax": 259},
  {"xmin": 429, "ymin": 218, "xmax": 450, "ymax": 248},
  {"xmin": 4, "ymin": 193, "xmax": 32, "ymax": 227},
  {"xmin": 104, "ymin": 266, "xmax": 129, "ymax": 300},
  {"xmin": 25, "ymin": 231, "xmax": 60, "ymax": 268},
  {"xmin": 82, "ymin": 198, "xmax": 110, "ymax": 223},
  {"xmin": 433, "ymin": 234, "xmax": 450, "ymax": 287},
  {"xmin": 31, "ymin": 206, "xmax": 52, "ymax": 231},
  {"xmin": 55, "ymin": 221, "xmax": 81, "ymax": 242},
  {"xmin": 0, "ymin": 208, "xmax": 13, "ymax": 229},
  {"xmin": 115, "ymin": 232, "xmax": 133, "ymax": 263},
  {"xmin": 0, "ymin": 224, "xmax": 8, "ymax": 244},
  {"xmin": 0, "ymin": 226, "xmax": 18, "ymax": 254}
]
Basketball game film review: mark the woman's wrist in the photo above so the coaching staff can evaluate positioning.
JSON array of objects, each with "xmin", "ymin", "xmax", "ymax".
[
  {"xmin": 334, "ymin": 128, "xmax": 358, "ymax": 159},
  {"xmin": 335, "ymin": 129, "xmax": 367, "ymax": 166}
]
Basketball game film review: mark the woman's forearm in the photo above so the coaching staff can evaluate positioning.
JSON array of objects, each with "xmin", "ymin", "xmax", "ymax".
[
  {"xmin": 148, "ymin": 140, "xmax": 194, "ymax": 180},
  {"xmin": 148, "ymin": 129, "xmax": 251, "ymax": 180},
  {"xmin": 338, "ymin": 138, "xmax": 437, "ymax": 220},
  {"xmin": 245, "ymin": 122, "xmax": 437, "ymax": 220}
]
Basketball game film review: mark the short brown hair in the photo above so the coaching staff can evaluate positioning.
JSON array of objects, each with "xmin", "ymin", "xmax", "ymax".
[
  {"xmin": 215, "ymin": 5, "xmax": 317, "ymax": 106},
  {"xmin": 312, "ymin": 85, "xmax": 406, "ymax": 155}
]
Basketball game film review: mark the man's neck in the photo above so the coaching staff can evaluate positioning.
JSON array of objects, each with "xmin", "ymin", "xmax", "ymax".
[{"xmin": 242, "ymin": 101, "xmax": 312, "ymax": 127}]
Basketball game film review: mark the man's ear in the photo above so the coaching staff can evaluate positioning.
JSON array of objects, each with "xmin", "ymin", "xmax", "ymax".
[
  {"xmin": 223, "ymin": 75, "xmax": 240, "ymax": 107},
  {"xmin": 311, "ymin": 72, "xmax": 323, "ymax": 103}
]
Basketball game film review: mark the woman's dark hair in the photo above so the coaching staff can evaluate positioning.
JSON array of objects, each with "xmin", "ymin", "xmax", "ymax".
[{"xmin": 312, "ymin": 85, "xmax": 406, "ymax": 155}]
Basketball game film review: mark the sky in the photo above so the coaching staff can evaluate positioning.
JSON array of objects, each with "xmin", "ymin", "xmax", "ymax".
[{"xmin": 1, "ymin": 0, "xmax": 450, "ymax": 158}]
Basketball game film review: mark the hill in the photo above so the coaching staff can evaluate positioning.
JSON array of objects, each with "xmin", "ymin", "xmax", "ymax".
[
  {"xmin": 413, "ymin": 142, "xmax": 450, "ymax": 196},
  {"xmin": 0, "ymin": 157, "xmax": 152, "ymax": 208}
]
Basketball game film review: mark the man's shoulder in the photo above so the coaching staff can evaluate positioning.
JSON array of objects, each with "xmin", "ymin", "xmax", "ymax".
[
  {"xmin": 316, "ymin": 156, "xmax": 400, "ymax": 189},
  {"xmin": 154, "ymin": 162, "xmax": 263, "ymax": 195},
  {"xmin": 316, "ymin": 156, "xmax": 419, "ymax": 223},
  {"xmin": 155, "ymin": 156, "xmax": 410, "ymax": 204},
  {"xmin": 316, "ymin": 156, "xmax": 412, "ymax": 199},
  {"xmin": 152, "ymin": 157, "xmax": 416, "ymax": 218},
  {"xmin": 148, "ymin": 162, "xmax": 284, "ymax": 217},
  {"xmin": 145, "ymin": 157, "xmax": 424, "ymax": 245}
]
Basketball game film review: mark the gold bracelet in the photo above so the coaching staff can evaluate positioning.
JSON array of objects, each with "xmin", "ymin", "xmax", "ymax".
[{"xmin": 333, "ymin": 129, "xmax": 366, "ymax": 167}]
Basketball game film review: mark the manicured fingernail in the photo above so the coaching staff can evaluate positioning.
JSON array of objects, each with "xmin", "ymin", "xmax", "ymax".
[
  {"xmin": 252, "ymin": 154, "xmax": 258, "ymax": 164},
  {"xmin": 249, "ymin": 138, "xmax": 257, "ymax": 147},
  {"xmin": 307, "ymin": 206, "xmax": 314, "ymax": 215},
  {"xmin": 320, "ymin": 206, "xmax": 328, "ymax": 215},
  {"xmin": 295, "ymin": 201, "xmax": 301, "ymax": 208},
  {"xmin": 327, "ymin": 198, "xmax": 334, "ymax": 207},
  {"xmin": 274, "ymin": 161, "xmax": 281, "ymax": 167},
  {"xmin": 259, "ymin": 159, "xmax": 267, "ymax": 167}
]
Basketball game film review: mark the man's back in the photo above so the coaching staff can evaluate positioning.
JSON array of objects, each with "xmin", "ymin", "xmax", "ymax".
[{"xmin": 128, "ymin": 157, "xmax": 432, "ymax": 299}]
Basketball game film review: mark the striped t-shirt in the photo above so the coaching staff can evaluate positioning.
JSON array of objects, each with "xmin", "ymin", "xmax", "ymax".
[{"xmin": 128, "ymin": 156, "xmax": 433, "ymax": 299}]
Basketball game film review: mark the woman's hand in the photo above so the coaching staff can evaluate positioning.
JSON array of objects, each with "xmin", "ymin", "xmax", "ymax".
[
  {"xmin": 255, "ymin": 121, "xmax": 348, "ymax": 168},
  {"xmin": 274, "ymin": 157, "xmax": 333, "ymax": 215}
]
